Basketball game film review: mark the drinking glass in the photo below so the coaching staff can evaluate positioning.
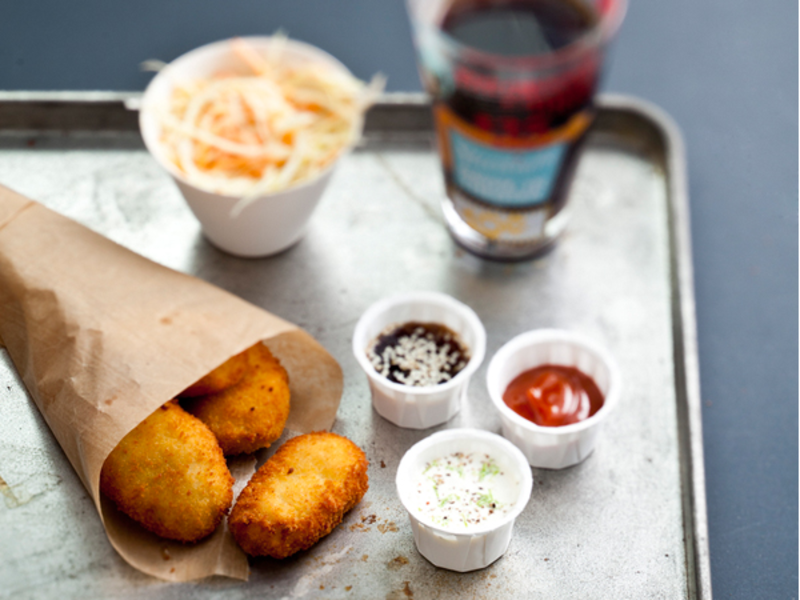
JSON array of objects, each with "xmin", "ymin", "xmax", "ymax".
[{"xmin": 406, "ymin": 0, "xmax": 627, "ymax": 260}]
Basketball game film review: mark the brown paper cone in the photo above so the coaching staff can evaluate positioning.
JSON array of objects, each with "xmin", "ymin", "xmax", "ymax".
[{"xmin": 0, "ymin": 185, "xmax": 343, "ymax": 581}]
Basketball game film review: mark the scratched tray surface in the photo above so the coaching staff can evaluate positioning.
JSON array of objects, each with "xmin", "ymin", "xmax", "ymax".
[{"xmin": 0, "ymin": 95, "xmax": 704, "ymax": 599}]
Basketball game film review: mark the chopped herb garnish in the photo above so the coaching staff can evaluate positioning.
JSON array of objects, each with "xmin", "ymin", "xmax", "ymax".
[
  {"xmin": 445, "ymin": 464, "xmax": 464, "ymax": 477},
  {"xmin": 475, "ymin": 490, "xmax": 499, "ymax": 509},
  {"xmin": 478, "ymin": 460, "xmax": 501, "ymax": 481},
  {"xmin": 428, "ymin": 477, "xmax": 441, "ymax": 502},
  {"xmin": 423, "ymin": 459, "xmax": 440, "ymax": 474},
  {"xmin": 439, "ymin": 493, "xmax": 459, "ymax": 507}
]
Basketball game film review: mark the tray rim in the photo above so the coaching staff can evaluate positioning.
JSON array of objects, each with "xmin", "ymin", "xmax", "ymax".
[
  {"xmin": 0, "ymin": 91, "xmax": 711, "ymax": 599},
  {"xmin": 600, "ymin": 93, "xmax": 712, "ymax": 600}
]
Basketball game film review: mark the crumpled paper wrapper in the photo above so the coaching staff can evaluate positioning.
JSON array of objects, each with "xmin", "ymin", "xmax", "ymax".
[{"xmin": 0, "ymin": 185, "xmax": 344, "ymax": 582}]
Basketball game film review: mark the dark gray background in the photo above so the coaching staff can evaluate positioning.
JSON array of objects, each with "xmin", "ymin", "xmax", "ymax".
[{"xmin": 2, "ymin": 1, "xmax": 797, "ymax": 597}]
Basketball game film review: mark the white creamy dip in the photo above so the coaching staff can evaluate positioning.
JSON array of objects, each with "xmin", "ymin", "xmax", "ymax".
[{"xmin": 412, "ymin": 451, "xmax": 519, "ymax": 531}]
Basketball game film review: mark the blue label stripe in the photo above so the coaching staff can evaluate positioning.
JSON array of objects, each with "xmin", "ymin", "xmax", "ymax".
[{"xmin": 450, "ymin": 130, "xmax": 566, "ymax": 207}]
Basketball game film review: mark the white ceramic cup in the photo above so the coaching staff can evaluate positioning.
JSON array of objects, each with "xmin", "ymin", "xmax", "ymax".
[
  {"xmin": 352, "ymin": 291, "xmax": 486, "ymax": 429},
  {"xmin": 139, "ymin": 37, "xmax": 357, "ymax": 257},
  {"xmin": 396, "ymin": 428, "xmax": 533, "ymax": 572},
  {"xmin": 486, "ymin": 329, "xmax": 621, "ymax": 470}
]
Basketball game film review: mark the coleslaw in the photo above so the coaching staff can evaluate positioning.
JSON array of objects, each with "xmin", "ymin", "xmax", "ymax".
[{"xmin": 149, "ymin": 36, "xmax": 383, "ymax": 210}]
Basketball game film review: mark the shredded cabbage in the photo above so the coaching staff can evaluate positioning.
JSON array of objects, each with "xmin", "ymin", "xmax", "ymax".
[{"xmin": 151, "ymin": 36, "xmax": 383, "ymax": 213}]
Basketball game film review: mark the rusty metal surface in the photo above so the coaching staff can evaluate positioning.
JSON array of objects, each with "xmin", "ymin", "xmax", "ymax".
[{"xmin": 0, "ymin": 94, "xmax": 709, "ymax": 599}]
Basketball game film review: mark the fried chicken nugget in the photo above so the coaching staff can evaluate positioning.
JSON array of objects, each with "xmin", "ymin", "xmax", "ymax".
[
  {"xmin": 228, "ymin": 432, "xmax": 368, "ymax": 558},
  {"xmin": 182, "ymin": 343, "xmax": 290, "ymax": 456},
  {"xmin": 100, "ymin": 400, "xmax": 234, "ymax": 543},
  {"xmin": 179, "ymin": 349, "xmax": 249, "ymax": 397}
]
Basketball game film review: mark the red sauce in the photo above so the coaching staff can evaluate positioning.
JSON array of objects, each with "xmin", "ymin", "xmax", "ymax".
[{"xmin": 502, "ymin": 364, "xmax": 603, "ymax": 427}]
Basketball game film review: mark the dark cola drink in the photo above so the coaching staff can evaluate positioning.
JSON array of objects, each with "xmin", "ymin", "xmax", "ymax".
[
  {"xmin": 409, "ymin": 0, "xmax": 625, "ymax": 260},
  {"xmin": 443, "ymin": 0, "xmax": 599, "ymax": 136}
]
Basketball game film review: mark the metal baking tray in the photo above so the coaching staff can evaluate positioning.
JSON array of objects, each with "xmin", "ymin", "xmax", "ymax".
[{"xmin": 0, "ymin": 92, "xmax": 711, "ymax": 599}]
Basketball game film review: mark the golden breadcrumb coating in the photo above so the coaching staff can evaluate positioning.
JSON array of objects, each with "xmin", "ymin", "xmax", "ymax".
[
  {"xmin": 178, "ymin": 349, "xmax": 249, "ymax": 397},
  {"xmin": 228, "ymin": 431, "xmax": 369, "ymax": 558},
  {"xmin": 182, "ymin": 343, "xmax": 290, "ymax": 455},
  {"xmin": 100, "ymin": 400, "xmax": 234, "ymax": 543}
]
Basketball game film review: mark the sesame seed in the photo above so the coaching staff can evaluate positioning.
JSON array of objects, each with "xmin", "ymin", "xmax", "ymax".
[{"xmin": 367, "ymin": 321, "xmax": 470, "ymax": 387}]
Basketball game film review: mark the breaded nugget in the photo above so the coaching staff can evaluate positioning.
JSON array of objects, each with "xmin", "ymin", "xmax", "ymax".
[
  {"xmin": 228, "ymin": 431, "xmax": 368, "ymax": 558},
  {"xmin": 179, "ymin": 349, "xmax": 249, "ymax": 397},
  {"xmin": 182, "ymin": 343, "xmax": 290, "ymax": 455},
  {"xmin": 100, "ymin": 400, "xmax": 234, "ymax": 543}
]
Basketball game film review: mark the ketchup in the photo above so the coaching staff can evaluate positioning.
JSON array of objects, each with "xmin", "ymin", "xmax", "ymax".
[{"xmin": 502, "ymin": 364, "xmax": 603, "ymax": 427}]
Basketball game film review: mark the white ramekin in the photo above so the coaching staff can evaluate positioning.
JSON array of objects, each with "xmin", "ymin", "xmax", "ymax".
[
  {"xmin": 396, "ymin": 428, "xmax": 533, "ymax": 572},
  {"xmin": 352, "ymin": 291, "xmax": 486, "ymax": 429},
  {"xmin": 486, "ymin": 329, "xmax": 621, "ymax": 470},
  {"xmin": 139, "ymin": 36, "xmax": 358, "ymax": 257}
]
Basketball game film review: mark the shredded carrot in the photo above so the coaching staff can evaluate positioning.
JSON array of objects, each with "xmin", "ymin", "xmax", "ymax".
[{"xmin": 151, "ymin": 36, "xmax": 383, "ymax": 208}]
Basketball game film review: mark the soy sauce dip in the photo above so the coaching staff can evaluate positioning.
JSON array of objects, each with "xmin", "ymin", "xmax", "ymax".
[
  {"xmin": 367, "ymin": 321, "xmax": 470, "ymax": 387},
  {"xmin": 412, "ymin": 450, "xmax": 518, "ymax": 531}
]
